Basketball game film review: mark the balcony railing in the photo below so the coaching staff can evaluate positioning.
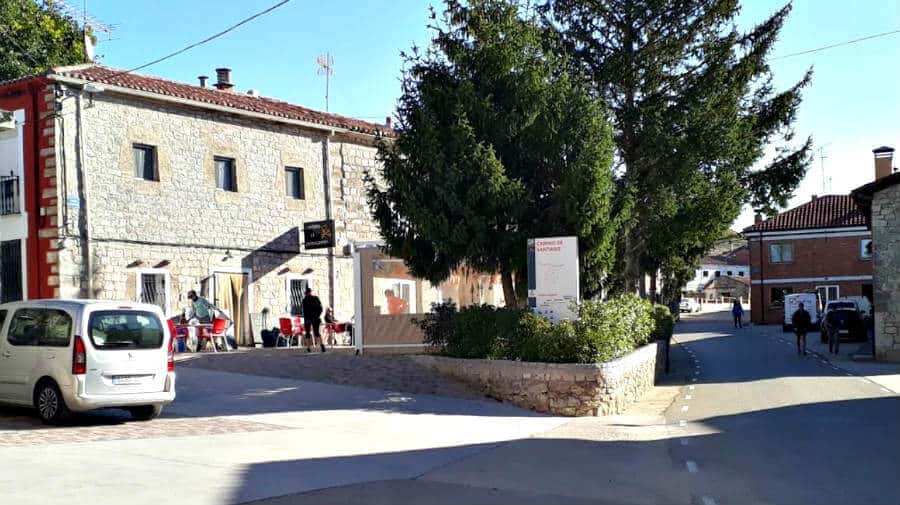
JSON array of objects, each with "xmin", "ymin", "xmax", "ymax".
[{"xmin": 0, "ymin": 175, "xmax": 20, "ymax": 215}]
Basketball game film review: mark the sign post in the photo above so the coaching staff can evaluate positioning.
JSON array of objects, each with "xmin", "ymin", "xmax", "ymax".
[
  {"xmin": 527, "ymin": 236, "xmax": 580, "ymax": 321},
  {"xmin": 303, "ymin": 220, "xmax": 335, "ymax": 250}
]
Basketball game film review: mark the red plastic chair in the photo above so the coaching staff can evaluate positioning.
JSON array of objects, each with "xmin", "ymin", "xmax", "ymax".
[
  {"xmin": 199, "ymin": 318, "xmax": 229, "ymax": 352},
  {"xmin": 167, "ymin": 320, "xmax": 188, "ymax": 352},
  {"xmin": 278, "ymin": 317, "xmax": 303, "ymax": 347}
]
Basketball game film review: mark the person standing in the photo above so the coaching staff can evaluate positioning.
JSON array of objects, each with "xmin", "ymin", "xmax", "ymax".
[
  {"xmin": 827, "ymin": 316, "xmax": 841, "ymax": 355},
  {"xmin": 301, "ymin": 287, "xmax": 325, "ymax": 353},
  {"xmin": 792, "ymin": 302, "xmax": 812, "ymax": 356},
  {"xmin": 731, "ymin": 300, "xmax": 744, "ymax": 329},
  {"xmin": 384, "ymin": 289, "xmax": 409, "ymax": 315},
  {"xmin": 187, "ymin": 290, "xmax": 215, "ymax": 324}
]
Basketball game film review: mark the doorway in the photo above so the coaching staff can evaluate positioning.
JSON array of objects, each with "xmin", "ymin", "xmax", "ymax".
[
  {"xmin": 211, "ymin": 271, "xmax": 252, "ymax": 347},
  {"xmin": 816, "ymin": 285, "xmax": 840, "ymax": 306}
]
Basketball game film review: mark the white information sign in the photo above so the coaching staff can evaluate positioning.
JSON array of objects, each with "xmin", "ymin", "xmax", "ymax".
[{"xmin": 527, "ymin": 236, "xmax": 580, "ymax": 321}]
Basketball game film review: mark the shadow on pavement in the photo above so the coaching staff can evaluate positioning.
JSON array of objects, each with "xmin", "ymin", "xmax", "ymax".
[{"xmin": 228, "ymin": 396, "xmax": 900, "ymax": 505}]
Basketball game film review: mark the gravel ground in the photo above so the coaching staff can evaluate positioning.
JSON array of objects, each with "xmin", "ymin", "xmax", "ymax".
[{"xmin": 177, "ymin": 348, "xmax": 487, "ymax": 401}]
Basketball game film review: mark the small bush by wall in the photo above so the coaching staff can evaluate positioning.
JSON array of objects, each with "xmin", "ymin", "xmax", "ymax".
[{"xmin": 417, "ymin": 294, "xmax": 663, "ymax": 364}]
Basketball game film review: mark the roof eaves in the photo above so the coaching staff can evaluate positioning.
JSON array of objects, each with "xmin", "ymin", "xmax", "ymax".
[{"xmin": 48, "ymin": 72, "xmax": 354, "ymax": 135}]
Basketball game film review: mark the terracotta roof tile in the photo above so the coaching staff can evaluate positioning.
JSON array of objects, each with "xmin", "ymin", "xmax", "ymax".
[
  {"xmin": 742, "ymin": 195, "xmax": 866, "ymax": 233},
  {"xmin": 45, "ymin": 65, "xmax": 393, "ymax": 136},
  {"xmin": 701, "ymin": 246, "xmax": 749, "ymax": 265}
]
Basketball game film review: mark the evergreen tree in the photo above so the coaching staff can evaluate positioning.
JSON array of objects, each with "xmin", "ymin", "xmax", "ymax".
[
  {"xmin": 545, "ymin": 0, "xmax": 812, "ymax": 296},
  {"xmin": 0, "ymin": 0, "xmax": 89, "ymax": 81},
  {"xmin": 368, "ymin": 0, "xmax": 618, "ymax": 307}
]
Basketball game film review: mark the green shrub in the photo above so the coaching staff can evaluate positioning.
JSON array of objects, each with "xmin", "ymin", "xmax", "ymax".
[
  {"xmin": 650, "ymin": 304, "xmax": 675, "ymax": 342},
  {"xmin": 414, "ymin": 301, "xmax": 457, "ymax": 350},
  {"xmin": 417, "ymin": 294, "xmax": 659, "ymax": 364},
  {"xmin": 575, "ymin": 294, "xmax": 653, "ymax": 362},
  {"xmin": 429, "ymin": 304, "xmax": 524, "ymax": 359}
]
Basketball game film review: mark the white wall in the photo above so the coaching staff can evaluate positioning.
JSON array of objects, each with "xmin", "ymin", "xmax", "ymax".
[
  {"xmin": 684, "ymin": 263, "xmax": 749, "ymax": 292},
  {"xmin": 0, "ymin": 109, "xmax": 29, "ymax": 299}
]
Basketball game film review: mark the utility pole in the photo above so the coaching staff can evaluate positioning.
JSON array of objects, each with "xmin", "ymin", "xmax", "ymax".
[{"xmin": 316, "ymin": 53, "xmax": 334, "ymax": 112}]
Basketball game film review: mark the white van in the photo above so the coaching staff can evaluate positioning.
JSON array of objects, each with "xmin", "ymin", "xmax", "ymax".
[
  {"xmin": 783, "ymin": 293, "xmax": 820, "ymax": 332},
  {"xmin": 0, "ymin": 300, "xmax": 176, "ymax": 423}
]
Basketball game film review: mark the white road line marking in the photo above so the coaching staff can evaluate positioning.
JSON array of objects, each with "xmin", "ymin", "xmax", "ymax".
[
  {"xmin": 686, "ymin": 461, "xmax": 699, "ymax": 473},
  {"xmin": 820, "ymin": 360, "xmax": 828, "ymax": 364},
  {"xmin": 681, "ymin": 405, "xmax": 689, "ymax": 412},
  {"xmin": 689, "ymin": 385, "xmax": 695, "ymax": 390},
  {"xmin": 701, "ymin": 496, "xmax": 718, "ymax": 505},
  {"xmin": 679, "ymin": 420, "xmax": 687, "ymax": 427},
  {"xmin": 680, "ymin": 438, "xmax": 689, "ymax": 446},
  {"xmin": 685, "ymin": 395, "xmax": 693, "ymax": 400}
]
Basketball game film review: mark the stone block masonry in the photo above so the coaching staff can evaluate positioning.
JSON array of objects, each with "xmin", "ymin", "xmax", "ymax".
[
  {"xmin": 50, "ymin": 89, "xmax": 383, "ymax": 322},
  {"xmin": 412, "ymin": 343, "xmax": 665, "ymax": 416},
  {"xmin": 873, "ymin": 184, "xmax": 900, "ymax": 361}
]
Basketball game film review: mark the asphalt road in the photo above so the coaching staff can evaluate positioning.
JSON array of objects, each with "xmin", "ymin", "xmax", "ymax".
[
  {"xmin": 662, "ymin": 308, "xmax": 900, "ymax": 505},
  {"xmin": 284, "ymin": 308, "xmax": 900, "ymax": 505}
]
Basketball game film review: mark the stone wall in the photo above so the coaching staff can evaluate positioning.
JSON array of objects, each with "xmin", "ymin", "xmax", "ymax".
[
  {"xmin": 412, "ymin": 343, "xmax": 665, "ymax": 416},
  {"xmin": 873, "ymin": 184, "xmax": 900, "ymax": 361},
  {"xmin": 53, "ymin": 90, "xmax": 382, "ymax": 323}
]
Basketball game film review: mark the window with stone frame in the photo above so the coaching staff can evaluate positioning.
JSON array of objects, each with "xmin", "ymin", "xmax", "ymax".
[
  {"xmin": 285, "ymin": 166, "xmax": 305, "ymax": 199},
  {"xmin": 132, "ymin": 144, "xmax": 158, "ymax": 181},
  {"xmin": 215, "ymin": 156, "xmax": 237, "ymax": 192},
  {"xmin": 138, "ymin": 273, "xmax": 167, "ymax": 313}
]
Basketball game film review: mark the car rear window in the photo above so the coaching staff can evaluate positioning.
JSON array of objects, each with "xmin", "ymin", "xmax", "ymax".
[
  {"xmin": 88, "ymin": 310, "xmax": 164, "ymax": 349},
  {"xmin": 829, "ymin": 302, "xmax": 856, "ymax": 310}
]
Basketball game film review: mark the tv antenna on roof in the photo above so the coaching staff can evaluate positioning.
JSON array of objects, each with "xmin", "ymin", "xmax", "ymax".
[
  {"xmin": 817, "ymin": 143, "xmax": 832, "ymax": 194},
  {"xmin": 316, "ymin": 53, "xmax": 334, "ymax": 112},
  {"xmin": 55, "ymin": 0, "xmax": 116, "ymax": 61}
]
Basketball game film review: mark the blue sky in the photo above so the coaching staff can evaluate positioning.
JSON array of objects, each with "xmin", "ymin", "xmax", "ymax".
[{"xmin": 85, "ymin": 0, "xmax": 899, "ymax": 231}]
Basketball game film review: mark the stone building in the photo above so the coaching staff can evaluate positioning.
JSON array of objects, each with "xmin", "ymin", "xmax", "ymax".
[
  {"xmin": 852, "ymin": 146, "xmax": 900, "ymax": 362},
  {"xmin": 0, "ymin": 64, "xmax": 392, "ymax": 345}
]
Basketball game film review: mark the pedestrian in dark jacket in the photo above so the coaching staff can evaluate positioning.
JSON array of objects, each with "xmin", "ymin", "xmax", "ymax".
[
  {"xmin": 792, "ymin": 303, "xmax": 812, "ymax": 356},
  {"xmin": 301, "ymin": 287, "xmax": 326, "ymax": 353},
  {"xmin": 731, "ymin": 300, "xmax": 745, "ymax": 329}
]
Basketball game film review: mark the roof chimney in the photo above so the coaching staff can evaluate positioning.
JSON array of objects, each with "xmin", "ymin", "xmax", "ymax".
[
  {"xmin": 754, "ymin": 213, "xmax": 763, "ymax": 224},
  {"xmin": 214, "ymin": 68, "xmax": 234, "ymax": 92},
  {"xmin": 874, "ymin": 146, "xmax": 895, "ymax": 180},
  {"xmin": 385, "ymin": 117, "xmax": 392, "ymax": 128},
  {"xmin": 198, "ymin": 75, "xmax": 209, "ymax": 88},
  {"xmin": 810, "ymin": 194, "xmax": 818, "ymax": 201}
]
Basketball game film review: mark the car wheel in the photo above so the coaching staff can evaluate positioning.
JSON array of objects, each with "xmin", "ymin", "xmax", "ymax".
[
  {"xmin": 34, "ymin": 380, "xmax": 71, "ymax": 425},
  {"xmin": 129, "ymin": 405, "xmax": 163, "ymax": 421}
]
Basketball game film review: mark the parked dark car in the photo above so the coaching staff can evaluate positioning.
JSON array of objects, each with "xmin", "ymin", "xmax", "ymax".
[{"xmin": 821, "ymin": 301, "xmax": 867, "ymax": 343}]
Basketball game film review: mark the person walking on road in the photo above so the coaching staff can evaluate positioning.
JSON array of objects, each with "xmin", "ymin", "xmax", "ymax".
[
  {"xmin": 301, "ymin": 287, "xmax": 326, "ymax": 353},
  {"xmin": 731, "ymin": 300, "xmax": 745, "ymax": 329},
  {"xmin": 792, "ymin": 302, "xmax": 812, "ymax": 356},
  {"xmin": 827, "ymin": 320, "xmax": 841, "ymax": 355}
]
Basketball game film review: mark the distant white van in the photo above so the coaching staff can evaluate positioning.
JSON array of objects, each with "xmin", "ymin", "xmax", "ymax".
[
  {"xmin": 783, "ymin": 293, "xmax": 820, "ymax": 332},
  {"xmin": 0, "ymin": 300, "xmax": 176, "ymax": 423}
]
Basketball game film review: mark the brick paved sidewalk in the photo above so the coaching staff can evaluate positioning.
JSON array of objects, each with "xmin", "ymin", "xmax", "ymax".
[{"xmin": 177, "ymin": 348, "xmax": 487, "ymax": 401}]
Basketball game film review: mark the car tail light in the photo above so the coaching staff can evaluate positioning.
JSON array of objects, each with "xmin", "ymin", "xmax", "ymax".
[
  {"xmin": 73, "ymin": 335, "xmax": 86, "ymax": 375},
  {"xmin": 166, "ymin": 321, "xmax": 175, "ymax": 372}
]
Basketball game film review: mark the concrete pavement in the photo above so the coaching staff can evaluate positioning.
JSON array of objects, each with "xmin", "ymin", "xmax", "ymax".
[{"xmin": 3, "ymin": 306, "xmax": 898, "ymax": 504}]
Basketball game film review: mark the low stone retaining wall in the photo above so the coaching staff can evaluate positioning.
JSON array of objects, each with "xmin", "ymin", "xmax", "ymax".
[{"xmin": 411, "ymin": 342, "xmax": 666, "ymax": 416}]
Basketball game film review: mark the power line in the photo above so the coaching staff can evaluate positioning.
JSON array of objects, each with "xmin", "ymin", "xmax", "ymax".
[
  {"xmin": 115, "ymin": 0, "xmax": 292, "ymax": 76},
  {"xmin": 771, "ymin": 28, "xmax": 900, "ymax": 60}
]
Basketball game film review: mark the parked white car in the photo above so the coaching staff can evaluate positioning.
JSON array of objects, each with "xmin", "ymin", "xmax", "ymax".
[
  {"xmin": 679, "ymin": 298, "xmax": 700, "ymax": 313},
  {"xmin": 0, "ymin": 300, "xmax": 176, "ymax": 423}
]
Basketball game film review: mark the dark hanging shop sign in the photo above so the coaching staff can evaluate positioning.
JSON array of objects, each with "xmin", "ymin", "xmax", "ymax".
[{"xmin": 303, "ymin": 220, "xmax": 335, "ymax": 249}]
